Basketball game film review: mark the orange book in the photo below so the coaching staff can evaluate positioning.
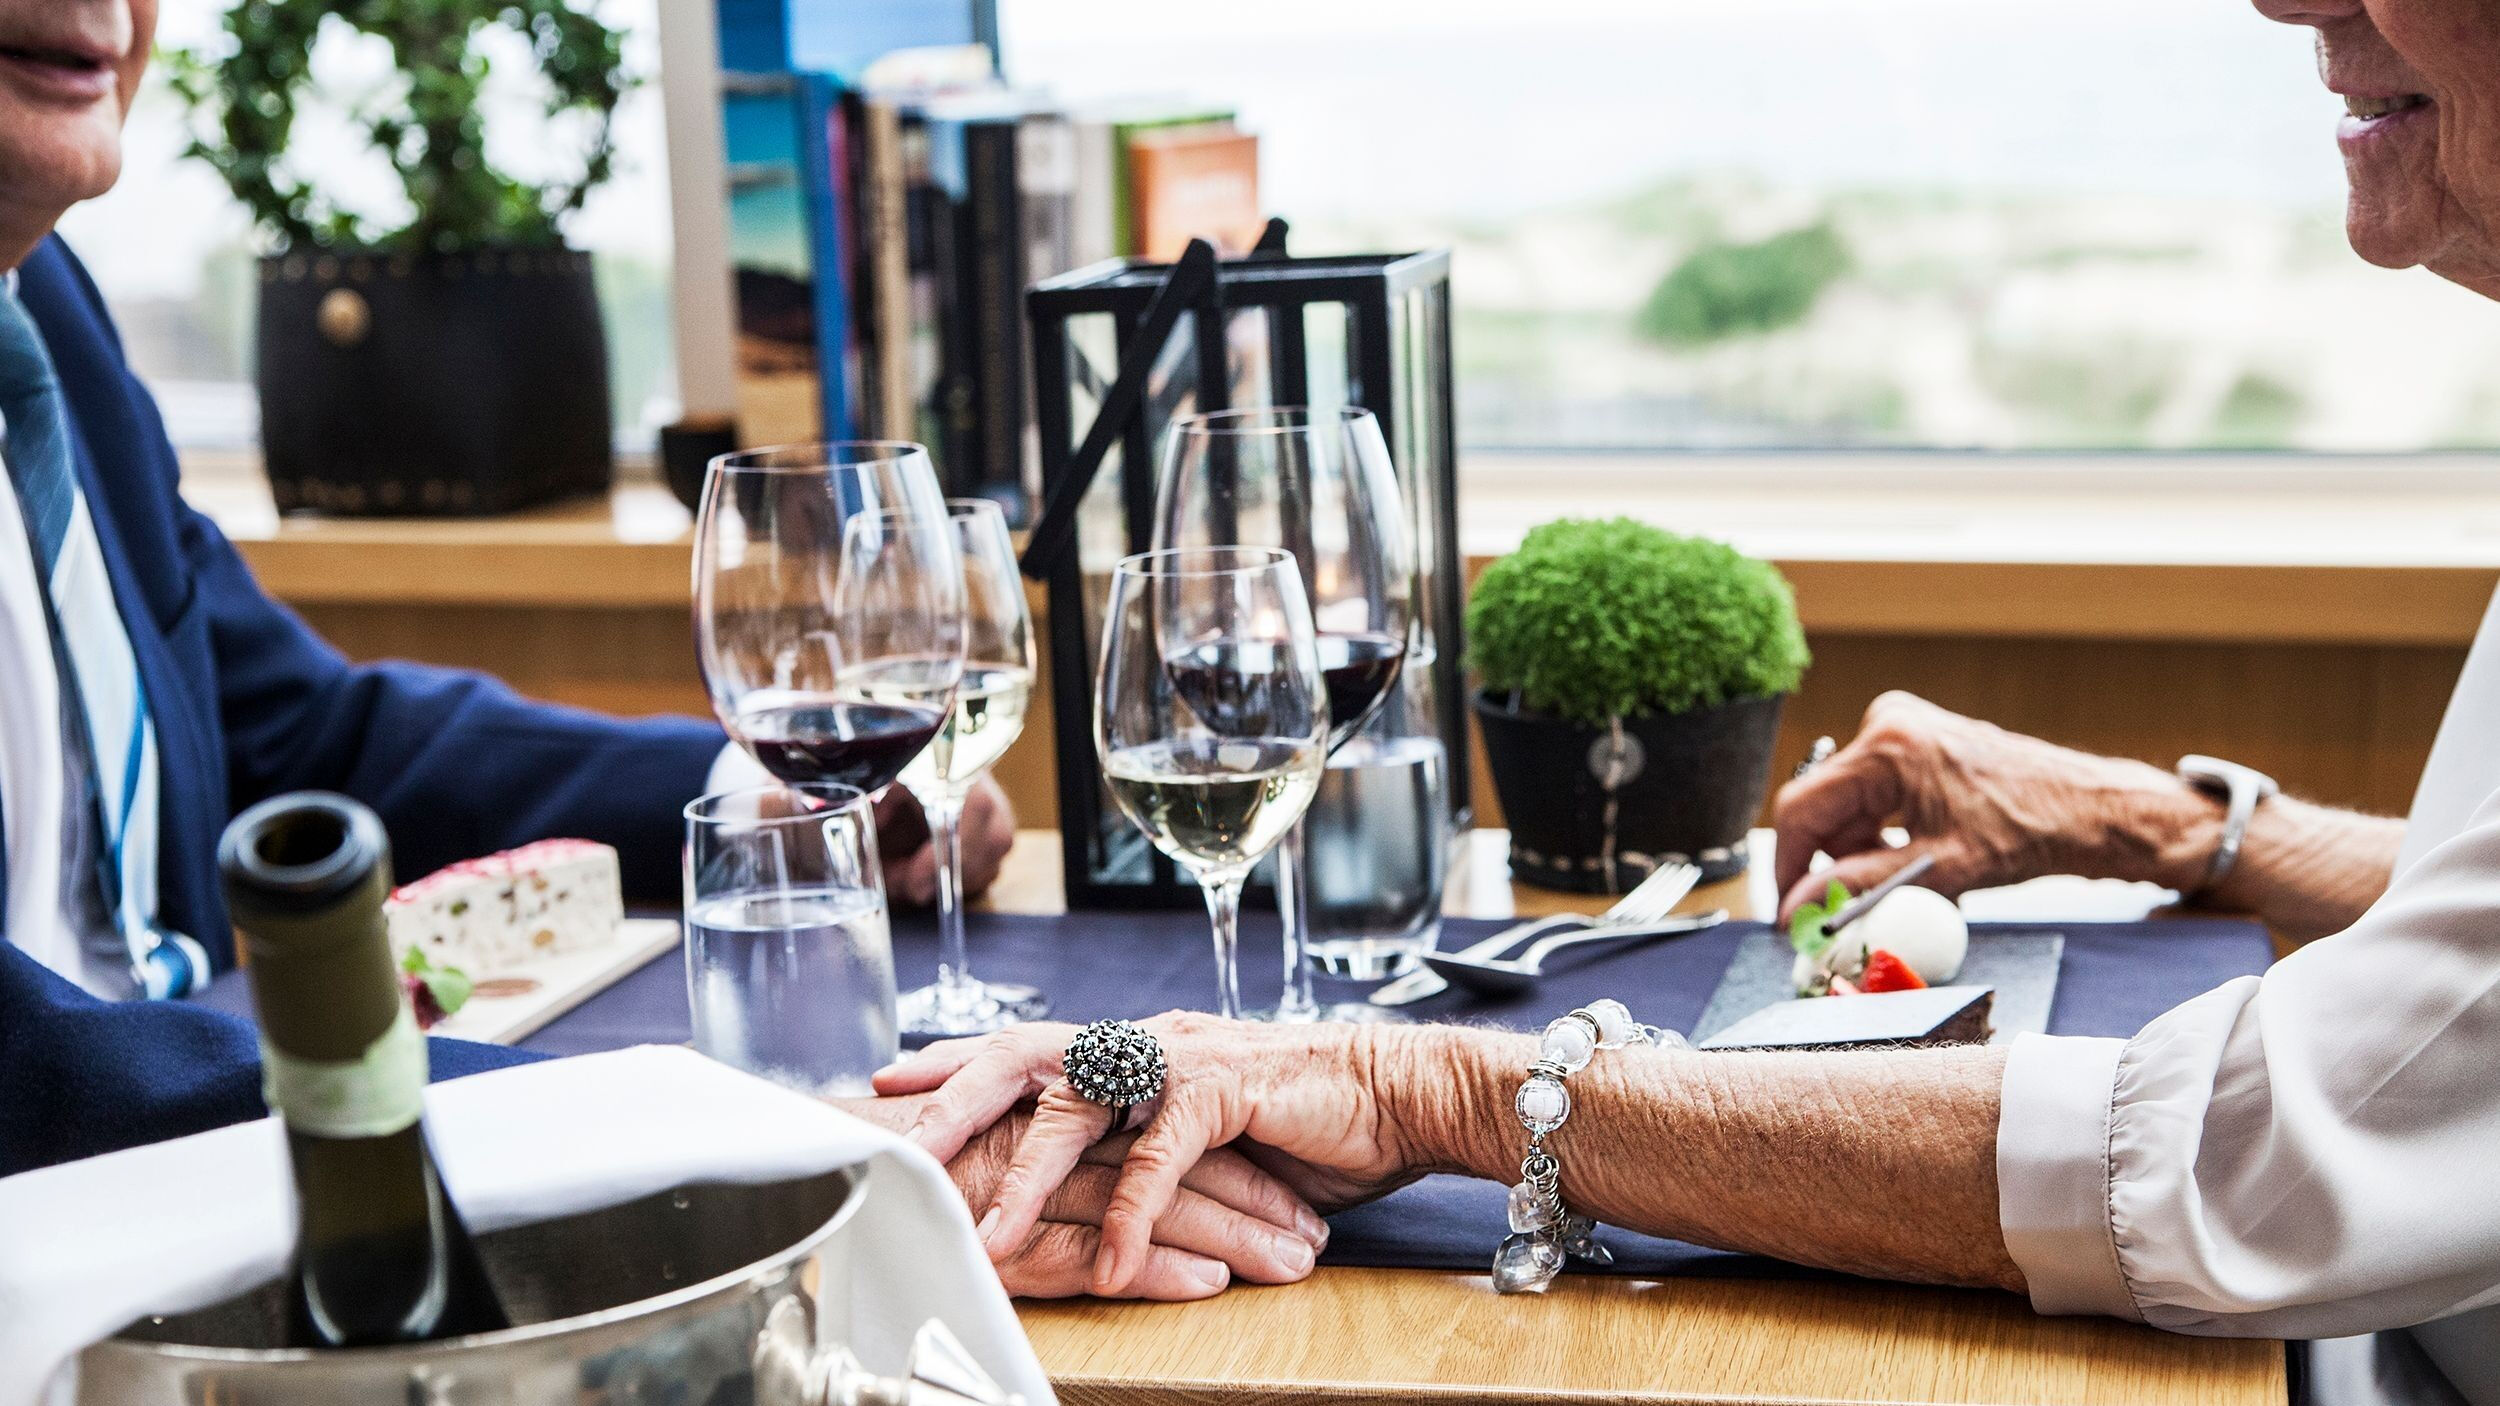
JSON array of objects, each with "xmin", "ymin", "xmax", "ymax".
[{"xmin": 1126, "ymin": 125, "xmax": 1261, "ymax": 262}]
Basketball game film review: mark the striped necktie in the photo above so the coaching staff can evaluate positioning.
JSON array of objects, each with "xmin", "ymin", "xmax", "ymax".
[{"xmin": 0, "ymin": 284, "xmax": 203, "ymax": 998}]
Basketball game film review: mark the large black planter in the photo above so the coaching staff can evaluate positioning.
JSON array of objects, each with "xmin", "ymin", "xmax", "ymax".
[
  {"xmin": 258, "ymin": 247, "xmax": 612, "ymax": 516},
  {"xmin": 1475, "ymin": 691, "xmax": 1785, "ymax": 893}
]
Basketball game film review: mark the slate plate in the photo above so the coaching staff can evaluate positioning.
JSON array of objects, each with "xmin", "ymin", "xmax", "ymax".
[{"xmin": 1689, "ymin": 925, "xmax": 2064, "ymax": 1046}]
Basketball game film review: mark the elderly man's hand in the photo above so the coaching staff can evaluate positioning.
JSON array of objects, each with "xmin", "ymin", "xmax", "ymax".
[
  {"xmin": 877, "ymin": 1015, "xmax": 1427, "ymax": 1296},
  {"xmin": 840, "ymin": 1090, "xmax": 1326, "ymax": 1300},
  {"xmin": 873, "ymin": 777, "xmax": 1017, "ymax": 907},
  {"xmin": 1774, "ymin": 691, "xmax": 2215, "ymax": 921}
]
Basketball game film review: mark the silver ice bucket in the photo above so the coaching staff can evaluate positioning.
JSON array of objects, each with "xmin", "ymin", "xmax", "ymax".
[{"xmin": 77, "ymin": 1168, "xmax": 1021, "ymax": 1406}]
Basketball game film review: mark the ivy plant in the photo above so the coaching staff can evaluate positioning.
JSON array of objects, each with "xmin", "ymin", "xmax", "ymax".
[
  {"xmin": 1467, "ymin": 517, "xmax": 1809, "ymax": 726},
  {"xmin": 163, "ymin": 0, "xmax": 633, "ymax": 253}
]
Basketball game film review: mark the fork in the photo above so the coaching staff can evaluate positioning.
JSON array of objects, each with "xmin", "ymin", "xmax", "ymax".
[{"xmin": 1368, "ymin": 860, "xmax": 1704, "ymax": 1007}]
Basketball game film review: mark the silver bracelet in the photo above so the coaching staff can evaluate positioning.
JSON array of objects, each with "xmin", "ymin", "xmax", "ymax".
[{"xmin": 1494, "ymin": 998, "xmax": 1687, "ymax": 1294}]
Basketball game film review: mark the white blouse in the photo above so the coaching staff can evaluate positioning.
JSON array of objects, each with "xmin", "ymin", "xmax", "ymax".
[{"xmin": 1997, "ymin": 588, "xmax": 2500, "ymax": 1405}]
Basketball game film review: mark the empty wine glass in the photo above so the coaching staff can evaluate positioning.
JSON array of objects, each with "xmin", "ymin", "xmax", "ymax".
[
  {"xmin": 694, "ymin": 443, "xmax": 965, "ymax": 797},
  {"xmin": 1095, "ymin": 547, "xmax": 1328, "ymax": 1020},
  {"xmin": 1156, "ymin": 407, "xmax": 1417, "ymax": 1021},
  {"xmin": 895, "ymin": 500, "xmax": 1046, "ymax": 1036}
]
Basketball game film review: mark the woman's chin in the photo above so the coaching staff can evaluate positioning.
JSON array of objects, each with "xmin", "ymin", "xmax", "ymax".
[{"xmin": 2342, "ymin": 201, "xmax": 2447, "ymax": 271}]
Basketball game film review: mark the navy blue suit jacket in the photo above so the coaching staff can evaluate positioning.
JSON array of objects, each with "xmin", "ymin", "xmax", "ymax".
[{"xmin": 0, "ymin": 237, "xmax": 721, "ymax": 1178}]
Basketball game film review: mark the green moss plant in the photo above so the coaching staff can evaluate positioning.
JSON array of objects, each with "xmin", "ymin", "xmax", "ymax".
[{"xmin": 1467, "ymin": 518, "xmax": 1808, "ymax": 726}]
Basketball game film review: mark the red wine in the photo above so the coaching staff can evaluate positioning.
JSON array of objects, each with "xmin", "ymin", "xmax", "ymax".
[
  {"xmin": 1169, "ymin": 633, "xmax": 1405, "ymax": 742},
  {"xmin": 738, "ymin": 699, "xmax": 946, "ymax": 794},
  {"xmin": 219, "ymin": 793, "xmax": 513, "ymax": 1349},
  {"xmin": 1315, "ymin": 632, "xmax": 1406, "ymax": 738}
]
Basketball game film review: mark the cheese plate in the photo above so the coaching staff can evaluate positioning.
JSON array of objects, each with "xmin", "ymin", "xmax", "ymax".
[{"xmin": 429, "ymin": 916, "xmax": 683, "ymax": 1045}]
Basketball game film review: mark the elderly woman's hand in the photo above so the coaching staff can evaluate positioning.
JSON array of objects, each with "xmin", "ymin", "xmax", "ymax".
[
  {"xmin": 840, "ymin": 1090, "xmax": 1327, "ymax": 1300},
  {"xmin": 1774, "ymin": 691, "xmax": 2219, "ymax": 921},
  {"xmin": 876, "ymin": 1014, "xmax": 1436, "ymax": 1295}
]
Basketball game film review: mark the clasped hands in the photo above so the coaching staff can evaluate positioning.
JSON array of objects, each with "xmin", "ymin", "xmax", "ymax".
[{"xmin": 851, "ymin": 1015, "xmax": 1455, "ymax": 1301}]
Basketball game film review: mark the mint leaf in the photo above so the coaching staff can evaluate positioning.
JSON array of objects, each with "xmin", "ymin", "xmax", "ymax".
[
  {"xmin": 400, "ymin": 945, "xmax": 474, "ymax": 1016},
  {"xmin": 417, "ymin": 962, "xmax": 474, "ymax": 1017},
  {"xmin": 1788, "ymin": 879, "xmax": 1851, "ymax": 958}
]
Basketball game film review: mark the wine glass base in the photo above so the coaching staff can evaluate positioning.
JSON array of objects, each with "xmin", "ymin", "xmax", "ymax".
[{"xmin": 898, "ymin": 981, "xmax": 1050, "ymax": 1037}]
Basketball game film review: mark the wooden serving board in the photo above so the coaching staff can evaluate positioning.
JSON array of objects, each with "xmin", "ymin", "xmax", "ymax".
[{"xmin": 430, "ymin": 917, "xmax": 682, "ymax": 1045}]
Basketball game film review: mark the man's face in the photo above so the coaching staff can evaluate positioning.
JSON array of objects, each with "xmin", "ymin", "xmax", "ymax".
[
  {"xmin": 0, "ymin": 0, "xmax": 151, "ymax": 219},
  {"xmin": 2253, "ymin": 0, "xmax": 2500, "ymax": 296}
]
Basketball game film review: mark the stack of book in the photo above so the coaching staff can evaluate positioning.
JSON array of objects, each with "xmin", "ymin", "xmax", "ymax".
[{"xmin": 721, "ymin": 43, "xmax": 1262, "ymax": 508}]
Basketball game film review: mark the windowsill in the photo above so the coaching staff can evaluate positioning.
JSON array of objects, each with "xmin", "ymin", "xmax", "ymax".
[{"xmin": 181, "ymin": 449, "xmax": 2500, "ymax": 645}]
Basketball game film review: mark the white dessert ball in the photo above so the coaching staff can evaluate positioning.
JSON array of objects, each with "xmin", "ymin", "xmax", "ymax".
[{"xmin": 1851, "ymin": 886, "xmax": 1967, "ymax": 982}]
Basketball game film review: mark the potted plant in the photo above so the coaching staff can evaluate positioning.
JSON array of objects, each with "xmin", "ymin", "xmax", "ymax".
[
  {"xmin": 1468, "ymin": 518, "xmax": 1809, "ymax": 892},
  {"xmin": 166, "ymin": 1, "xmax": 632, "ymax": 516}
]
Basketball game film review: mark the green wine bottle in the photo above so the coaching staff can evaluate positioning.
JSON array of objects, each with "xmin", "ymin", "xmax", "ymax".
[{"xmin": 219, "ymin": 792, "xmax": 513, "ymax": 1349}]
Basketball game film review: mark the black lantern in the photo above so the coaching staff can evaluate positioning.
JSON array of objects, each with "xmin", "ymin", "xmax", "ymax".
[{"xmin": 1022, "ymin": 238, "xmax": 1466, "ymax": 908}]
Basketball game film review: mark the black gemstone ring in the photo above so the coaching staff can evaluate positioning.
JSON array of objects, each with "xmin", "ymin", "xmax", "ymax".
[{"xmin": 1063, "ymin": 1020, "xmax": 1166, "ymax": 1112}]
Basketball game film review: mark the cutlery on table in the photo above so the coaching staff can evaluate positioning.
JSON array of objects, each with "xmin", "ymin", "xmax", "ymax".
[
  {"xmin": 1369, "ymin": 861, "xmax": 1704, "ymax": 1007},
  {"xmin": 1421, "ymin": 907, "xmax": 1730, "ymax": 998},
  {"xmin": 1816, "ymin": 852, "xmax": 1938, "ymax": 937}
]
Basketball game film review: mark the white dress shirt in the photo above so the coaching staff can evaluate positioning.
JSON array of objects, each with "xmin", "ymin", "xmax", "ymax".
[{"xmin": 1998, "ymin": 587, "xmax": 2500, "ymax": 1405}]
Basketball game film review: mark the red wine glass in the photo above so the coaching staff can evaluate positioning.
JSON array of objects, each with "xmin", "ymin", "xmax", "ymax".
[
  {"xmin": 1154, "ymin": 407, "xmax": 1418, "ymax": 1021},
  {"xmin": 695, "ymin": 443, "xmax": 965, "ymax": 799}
]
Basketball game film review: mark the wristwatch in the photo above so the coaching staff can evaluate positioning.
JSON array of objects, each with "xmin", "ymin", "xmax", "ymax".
[{"xmin": 2174, "ymin": 755, "xmax": 2278, "ymax": 897}]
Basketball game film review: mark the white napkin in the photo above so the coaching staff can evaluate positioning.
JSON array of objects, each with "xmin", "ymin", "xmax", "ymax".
[{"xmin": 0, "ymin": 1045, "xmax": 1052, "ymax": 1406}]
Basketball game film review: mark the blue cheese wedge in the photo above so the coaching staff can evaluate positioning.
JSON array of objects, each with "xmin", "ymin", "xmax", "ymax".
[{"xmin": 384, "ymin": 839, "xmax": 623, "ymax": 975}]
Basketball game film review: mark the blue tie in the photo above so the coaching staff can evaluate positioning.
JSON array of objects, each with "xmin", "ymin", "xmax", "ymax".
[{"xmin": 0, "ymin": 285, "xmax": 202, "ymax": 998}]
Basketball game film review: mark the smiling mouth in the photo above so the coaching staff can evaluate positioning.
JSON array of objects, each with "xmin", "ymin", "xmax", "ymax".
[{"xmin": 2345, "ymin": 94, "xmax": 2429, "ymax": 119}]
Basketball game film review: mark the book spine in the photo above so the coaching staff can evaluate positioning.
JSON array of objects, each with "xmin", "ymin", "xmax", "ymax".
[
  {"xmin": 858, "ymin": 97, "xmax": 916, "ymax": 441},
  {"xmin": 964, "ymin": 116, "xmax": 1025, "ymax": 504},
  {"xmin": 924, "ymin": 114, "xmax": 982, "ymax": 494},
  {"xmin": 900, "ymin": 111, "xmax": 944, "ymax": 454},
  {"xmin": 794, "ymin": 72, "xmax": 853, "ymax": 440}
]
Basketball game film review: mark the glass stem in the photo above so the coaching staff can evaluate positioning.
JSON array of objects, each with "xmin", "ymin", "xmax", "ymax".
[
  {"xmin": 929, "ymin": 793, "xmax": 978, "ymax": 1018},
  {"xmin": 1275, "ymin": 823, "xmax": 1321, "ymax": 1021},
  {"xmin": 1202, "ymin": 872, "xmax": 1247, "ymax": 1021}
]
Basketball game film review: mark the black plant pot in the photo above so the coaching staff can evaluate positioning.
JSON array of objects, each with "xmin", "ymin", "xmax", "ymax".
[
  {"xmin": 1475, "ymin": 691, "xmax": 1786, "ymax": 893},
  {"xmin": 257, "ymin": 247, "xmax": 612, "ymax": 517}
]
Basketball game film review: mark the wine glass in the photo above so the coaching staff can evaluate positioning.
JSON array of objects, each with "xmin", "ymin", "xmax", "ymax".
[
  {"xmin": 694, "ymin": 442, "xmax": 965, "ymax": 797},
  {"xmin": 1095, "ymin": 547, "xmax": 1329, "ymax": 1020},
  {"xmin": 895, "ymin": 500, "xmax": 1047, "ymax": 1035},
  {"xmin": 1155, "ymin": 406, "xmax": 1417, "ymax": 1021}
]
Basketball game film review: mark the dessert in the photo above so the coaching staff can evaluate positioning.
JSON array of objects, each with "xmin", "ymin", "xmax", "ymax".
[
  {"xmin": 1788, "ymin": 880, "xmax": 1969, "ymax": 997},
  {"xmin": 385, "ymin": 838, "xmax": 624, "ymax": 981}
]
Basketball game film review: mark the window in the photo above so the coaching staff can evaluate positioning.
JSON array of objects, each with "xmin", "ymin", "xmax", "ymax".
[
  {"xmin": 56, "ymin": 0, "xmax": 678, "ymax": 452},
  {"xmin": 1001, "ymin": 0, "xmax": 2500, "ymax": 453}
]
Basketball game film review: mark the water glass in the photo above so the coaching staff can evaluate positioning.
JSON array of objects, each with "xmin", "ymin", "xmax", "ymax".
[
  {"xmin": 682, "ymin": 783, "xmax": 897, "ymax": 1096},
  {"xmin": 1301, "ymin": 652, "xmax": 1450, "ymax": 989}
]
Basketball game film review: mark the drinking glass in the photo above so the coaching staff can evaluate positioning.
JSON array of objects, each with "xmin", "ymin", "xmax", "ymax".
[
  {"xmin": 694, "ymin": 442, "xmax": 965, "ymax": 797},
  {"xmin": 1155, "ymin": 407, "xmax": 1417, "ymax": 1020},
  {"xmin": 683, "ymin": 782, "xmax": 897, "ymax": 1096},
  {"xmin": 1095, "ymin": 547, "xmax": 1329, "ymax": 1020},
  {"xmin": 895, "ymin": 500, "xmax": 1046, "ymax": 1035}
]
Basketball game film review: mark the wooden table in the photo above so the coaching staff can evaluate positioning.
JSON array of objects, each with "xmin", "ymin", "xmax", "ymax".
[{"xmin": 981, "ymin": 830, "xmax": 2285, "ymax": 1406}]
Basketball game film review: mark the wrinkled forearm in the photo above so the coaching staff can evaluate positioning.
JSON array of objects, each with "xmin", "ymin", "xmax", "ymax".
[
  {"xmin": 1379, "ymin": 1025, "xmax": 2023, "ymax": 1293},
  {"xmin": 2200, "ymin": 793, "xmax": 2403, "ymax": 945}
]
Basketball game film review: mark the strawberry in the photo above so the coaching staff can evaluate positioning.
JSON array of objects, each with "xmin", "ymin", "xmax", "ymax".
[{"xmin": 1859, "ymin": 949, "xmax": 1928, "ymax": 993}]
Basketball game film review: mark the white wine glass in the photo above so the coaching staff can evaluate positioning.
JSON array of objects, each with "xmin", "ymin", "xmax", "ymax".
[
  {"xmin": 895, "ymin": 500, "xmax": 1045, "ymax": 1036},
  {"xmin": 694, "ymin": 442, "xmax": 965, "ymax": 796},
  {"xmin": 1156, "ymin": 407, "xmax": 1416, "ymax": 1021},
  {"xmin": 1095, "ymin": 547, "xmax": 1329, "ymax": 1020}
]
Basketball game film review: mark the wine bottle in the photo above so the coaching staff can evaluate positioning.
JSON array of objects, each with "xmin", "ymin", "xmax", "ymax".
[{"xmin": 219, "ymin": 792, "xmax": 513, "ymax": 1348}]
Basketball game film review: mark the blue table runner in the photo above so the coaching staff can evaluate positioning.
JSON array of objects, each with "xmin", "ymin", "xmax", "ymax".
[{"xmin": 521, "ymin": 908, "xmax": 2274, "ymax": 1280}]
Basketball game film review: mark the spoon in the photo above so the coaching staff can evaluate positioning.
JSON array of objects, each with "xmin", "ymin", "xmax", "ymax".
[{"xmin": 1422, "ymin": 909, "xmax": 1729, "ymax": 998}]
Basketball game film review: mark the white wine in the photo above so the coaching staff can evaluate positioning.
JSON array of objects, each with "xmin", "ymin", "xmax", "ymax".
[
  {"xmin": 219, "ymin": 793, "xmax": 512, "ymax": 1349},
  {"xmin": 1103, "ymin": 738, "xmax": 1324, "ymax": 874},
  {"xmin": 899, "ymin": 663, "xmax": 1032, "ymax": 800}
]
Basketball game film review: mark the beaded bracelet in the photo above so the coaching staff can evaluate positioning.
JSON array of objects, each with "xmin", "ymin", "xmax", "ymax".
[{"xmin": 1493, "ymin": 997, "xmax": 1687, "ymax": 1294}]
